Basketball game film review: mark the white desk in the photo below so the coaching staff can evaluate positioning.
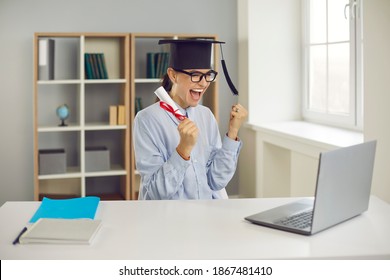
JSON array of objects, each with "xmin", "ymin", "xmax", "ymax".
[{"xmin": 1, "ymin": 196, "xmax": 390, "ymax": 259}]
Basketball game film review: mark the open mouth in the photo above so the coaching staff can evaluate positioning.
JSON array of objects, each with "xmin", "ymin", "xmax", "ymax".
[{"xmin": 190, "ymin": 89, "xmax": 203, "ymax": 100}]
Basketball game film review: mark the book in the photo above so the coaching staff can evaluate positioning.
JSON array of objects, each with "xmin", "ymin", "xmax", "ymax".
[
  {"xmin": 158, "ymin": 52, "xmax": 169, "ymax": 78},
  {"xmin": 97, "ymin": 53, "xmax": 108, "ymax": 79},
  {"xmin": 84, "ymin": 54, "xmax": 94, "ymax": 79},
  {"xmin": 90, "ymin": 53, "xmax": 100, "ymax": 79},
  {"xmin": 117, "ymin": 105, "xmax": 125, "ymax": 125},
  {"xmin": 95, "ymin": 53, "xmax": 104, "ymax": 79},
  {"xmin": 146, "ymin": 52, "xmax": 155, "ymax": 78},
  {"xmin": 135, "ymin": 97, "xmax": 143, "ymax": 115},
  {"xmin": 29, "ymin": 196, "xmax": 100, "ymax": 223},
  {"xmin": 85, "ymin": 53, "xmax": 108, "ymax": 79},
  {"xmin": 146, "ymin": 52, "xmax": 169, "ymax": 78},
  {"xmin": 109, "ymin": 105, "xmax": 118, "ymax": 125},
  {"xmin": 38, "ymin": 38, "xmax": 55, "ymax": 80},
  {"xmin": 19, "ymin": 218, "xmax": 102, "ymax": 245},
  {"xmin": 85, "ymin": 53, "xmax": 97, "ymax": 79}
]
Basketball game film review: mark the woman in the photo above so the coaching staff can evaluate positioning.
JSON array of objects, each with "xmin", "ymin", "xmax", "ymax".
[{"xmin": 133, "ymin": 39, "xmax": 248, "ymax": 200}]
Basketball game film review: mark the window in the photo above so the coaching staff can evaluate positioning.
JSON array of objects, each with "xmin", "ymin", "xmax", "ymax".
[{"xmin": 303, "ymin": 0, "xmax": 363, "ymax": 130}]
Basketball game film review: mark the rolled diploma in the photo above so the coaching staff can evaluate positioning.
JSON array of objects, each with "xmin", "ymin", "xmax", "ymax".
[{"xmin": 154, "ymin": 86, "xmax": 186, "ymax": 119}]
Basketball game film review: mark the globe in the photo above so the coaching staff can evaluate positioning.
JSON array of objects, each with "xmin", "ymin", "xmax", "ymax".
[{"xmin": 56, "ymin": 104, "xmax": 69, "ymax": 126}]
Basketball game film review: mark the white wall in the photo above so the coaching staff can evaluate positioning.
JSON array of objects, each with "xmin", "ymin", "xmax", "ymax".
[
  {"xmin": 363, "ymin": 0, "xmax": 390, "ymax": 203},
  {"xmin": 238, "ymin": 0, "xmax": 390, "ymax": 203},
  {"xmin": 237, "ymin": 0, "xmax": 302, "ymax": 197},
  {"xmin": 0, "ymin": 0, "xmax": 238, "ymax": 206},
  {"xmin": 246, "ymin": 0, "xmax": 302, "ymax": 124}
]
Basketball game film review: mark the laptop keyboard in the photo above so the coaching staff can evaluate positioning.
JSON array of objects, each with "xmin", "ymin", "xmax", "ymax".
[{"xmin": 276, "ymin": 210, "xmax": 313, "ymax": 229}]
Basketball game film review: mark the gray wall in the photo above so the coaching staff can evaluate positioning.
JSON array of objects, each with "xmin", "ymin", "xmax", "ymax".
[{"xmin": 0, "ymin": 0, "xmax": 239, "ymax": 206}]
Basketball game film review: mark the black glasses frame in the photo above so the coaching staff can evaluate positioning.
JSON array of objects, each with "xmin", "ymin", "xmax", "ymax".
[{"xmin": 174, "ymin": 69, "xmax": 218, "ymax": 83}]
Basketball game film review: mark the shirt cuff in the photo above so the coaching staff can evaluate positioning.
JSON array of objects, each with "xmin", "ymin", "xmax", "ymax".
[
  {"xmin": 171, "ymin": 149, "xmax": 192, "ymax": 165},
  {"xmin": 222, "ymin": 134, "xmax": 242, "ymax": 151}
]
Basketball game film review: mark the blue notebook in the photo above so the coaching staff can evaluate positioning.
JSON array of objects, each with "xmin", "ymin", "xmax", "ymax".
[{"xmin": 29, "ymin": 196, "xmax": 100, "ymax": 223}]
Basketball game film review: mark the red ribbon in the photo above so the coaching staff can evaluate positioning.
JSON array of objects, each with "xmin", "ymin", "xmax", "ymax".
[{"xmin": 159, "ymin": 101, "xmax": 186, "ymax": 121}]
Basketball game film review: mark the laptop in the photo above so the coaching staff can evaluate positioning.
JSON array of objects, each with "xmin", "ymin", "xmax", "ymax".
[{"xmin": 245, "ymin": 140, "xmax": 377, "ymax": 235}]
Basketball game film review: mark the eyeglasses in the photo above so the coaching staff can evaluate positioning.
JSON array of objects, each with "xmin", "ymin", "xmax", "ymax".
[{"xmin": 174, "ymin": 69, "xmax": 218, "ymax": 83}]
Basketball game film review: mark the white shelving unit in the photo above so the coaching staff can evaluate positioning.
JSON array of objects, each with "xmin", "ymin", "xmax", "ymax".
[
  {"xmin": 33, "ymin": 32, "xmax": 219, "ymax": 201},
  {"xmin": 33, "ymin": 33, "xmax": 130, "ymax": 200}
]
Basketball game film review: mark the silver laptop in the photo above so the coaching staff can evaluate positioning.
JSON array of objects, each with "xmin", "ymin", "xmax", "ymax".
[{"xmin": 245, "ymin": 140, "xmax": 377, "ymax": 235}]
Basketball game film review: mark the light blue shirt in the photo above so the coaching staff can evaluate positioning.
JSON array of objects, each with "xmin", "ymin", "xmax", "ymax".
[{"xmin": 133, "ymin": 101, "xmax": 242, "ymax": 200}]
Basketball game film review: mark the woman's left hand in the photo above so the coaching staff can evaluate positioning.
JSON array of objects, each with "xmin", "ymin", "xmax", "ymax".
[{"xmin": 227, "ymin": 104, "xmax": 248, "ymax": 140}]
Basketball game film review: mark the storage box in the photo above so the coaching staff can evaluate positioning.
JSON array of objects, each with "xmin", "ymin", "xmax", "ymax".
[
  {"xmin": 39, "ymin": 149, "xmax": 66, "ymax": 175},
  {"xmin": 85, "ymin": 146, "xmax": 110, "ymax": 172}
]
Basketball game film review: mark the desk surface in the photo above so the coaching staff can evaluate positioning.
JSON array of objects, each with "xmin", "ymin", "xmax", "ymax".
[{"xmin": 1, "ymin": 196, "xmax": 390, "ymax": 260}]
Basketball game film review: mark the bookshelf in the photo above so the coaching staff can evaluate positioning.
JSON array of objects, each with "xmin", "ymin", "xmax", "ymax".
[
  {"xmin": 129, "ymin": 33, "xmax": 220, "ymax": 199},
  {"xmin": 33, "ymin": 33, "xmax": 130, "ymax": 200},
  {"xmin": 33, "ymin": 32, "xmax": 219, "ymax": 201}
]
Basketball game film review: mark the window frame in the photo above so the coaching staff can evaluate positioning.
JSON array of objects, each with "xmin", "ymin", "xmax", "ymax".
[{"xmin": 302, "ymin": 0, "xmax": 363, "ymax": 131}]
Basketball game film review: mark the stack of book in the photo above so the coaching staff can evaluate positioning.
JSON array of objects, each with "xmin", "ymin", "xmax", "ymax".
[
  {"xmin": 109, "ymin": 105, "xmax": 126, "ymax": 125},
  {"xmin": 146, "ymin": 52, "xmax": 169, "ymax": 78},
  {"xmin": 14, "ymin": 196, "xmax": 102, "ymax": 245},
  {"xmin": 85, "ymin": 53, "xmax": 108, "ymax": 79}
]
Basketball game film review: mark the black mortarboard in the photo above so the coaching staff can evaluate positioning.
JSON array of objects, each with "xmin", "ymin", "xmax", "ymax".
[{"xmin": 159, "ymin": 39, "xmax": 238, "ymax": 95}]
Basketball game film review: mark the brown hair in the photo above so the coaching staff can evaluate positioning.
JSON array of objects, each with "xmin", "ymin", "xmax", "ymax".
[
  {"xmin": 155, "ymin": 73, "xmax": 173, "ymax": 103},
  {"xmin": 161, "ymin": 73, "xmax": 172, "ymax": 92}
]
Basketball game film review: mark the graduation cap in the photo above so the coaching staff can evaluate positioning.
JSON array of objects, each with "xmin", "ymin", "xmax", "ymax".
[{"xmin": 159, "ymin": 39, "xmax": 238, "ymax": 95}]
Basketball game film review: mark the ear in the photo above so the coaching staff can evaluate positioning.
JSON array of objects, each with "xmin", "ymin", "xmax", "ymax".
[{"xmin": 167, "ymin": 67, "xmax": 177, "ymax": 83}]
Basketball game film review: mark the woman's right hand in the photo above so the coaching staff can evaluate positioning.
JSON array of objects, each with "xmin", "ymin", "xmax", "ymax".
[{"xmin": 176, "ymin": 118, "xmax": 198, "ymax": 159}]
